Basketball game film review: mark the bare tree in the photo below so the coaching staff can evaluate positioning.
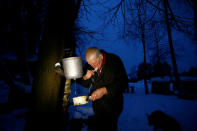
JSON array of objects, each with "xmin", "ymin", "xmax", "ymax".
[
  {"xmin": 190, "ymin": 0, "xmax": 197, "ymax": 39},
  {"xmin": 135, "ymin": 0, "xmax": 149, "ymax": 94},
  {"xmin": 25, "ymin": 0, "xmax": 82, "ymax": 130},
  {"xmin": 162, "ymin": 0, "xmax": 181, "ymax": 93}
]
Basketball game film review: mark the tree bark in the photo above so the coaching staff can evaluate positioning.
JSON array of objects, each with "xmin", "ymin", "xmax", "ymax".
[
  {"xmin": 163, "ymin": 0, "xmax": 180, "ymax": 92},
  {"xmin": 142, "ymin": 24, "xmax": 149, "ymax": 94},
  {"xmin": 25, "ymin": 0, "xmax": 77, "ymax": 130},
  {"xmin": 193, "ymin": 0, "xmax": 197, "ymax": 39},
  {"xmin": 15, "ymin": 0, "xmax": 31, "ymax": 85},
  {"xmin": 137, "ymin": 0, "xmax": 149, "ymax": 94}
]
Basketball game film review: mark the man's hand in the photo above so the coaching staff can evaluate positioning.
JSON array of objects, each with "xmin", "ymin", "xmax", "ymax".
[
  {"xmin": 90, "ymin": 87, "xmax": 108, "ymax": 101},
  {"xmin": 83, "ymin": 70, "xmax": 95, "ymax": 80}
]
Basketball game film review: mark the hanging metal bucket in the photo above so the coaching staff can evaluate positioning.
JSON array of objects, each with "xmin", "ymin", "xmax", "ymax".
[{"xmin": 62, "ymin": 57, "xmax": 83, "ymax": 79}]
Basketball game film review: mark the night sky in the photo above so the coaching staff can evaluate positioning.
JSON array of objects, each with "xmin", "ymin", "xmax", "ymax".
[{"xmin": 75, "ymin": 0, "xmax": 197, "ymax": 74}]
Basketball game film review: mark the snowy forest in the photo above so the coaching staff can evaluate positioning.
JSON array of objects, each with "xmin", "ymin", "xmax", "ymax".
[{"xmin": 1, "ymin": 0, "xmax": 197, "ymax": 131}]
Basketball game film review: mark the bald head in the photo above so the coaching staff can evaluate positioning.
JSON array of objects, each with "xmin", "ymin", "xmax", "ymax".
[
  {"xmin": 85, "ymin": 47, "xmax": 103, "ymax": 69},
  {"xmin": 85, "ymin": 47, "xmax": 101, "ymax": 60}
]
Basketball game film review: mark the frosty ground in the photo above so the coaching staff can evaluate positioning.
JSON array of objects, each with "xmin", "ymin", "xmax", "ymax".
[{"xmin": 0, "ymin": 80, "xmax": 197, "ymax": 131}]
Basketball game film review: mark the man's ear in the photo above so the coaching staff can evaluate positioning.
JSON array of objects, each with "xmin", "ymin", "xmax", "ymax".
[{"xmin": 99, "ymin": 54, "xmax": 103, "ymax": 59}]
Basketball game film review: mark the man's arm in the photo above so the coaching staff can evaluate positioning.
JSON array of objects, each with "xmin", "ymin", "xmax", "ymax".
[
  {"xmin": 90, "ymin": 56, "xmax": 128, "ymax": 101},
  {"xmin": 78, "ymin": 69, "xmax": 95, "ymax": 88}
]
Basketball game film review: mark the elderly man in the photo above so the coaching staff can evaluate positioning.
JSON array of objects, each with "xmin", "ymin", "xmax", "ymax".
[{"xmin": 80, "ymin": 47, "xmax": 128, "ymax": 131}]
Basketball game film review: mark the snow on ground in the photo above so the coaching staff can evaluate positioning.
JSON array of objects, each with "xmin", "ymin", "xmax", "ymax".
[
  {"xmin": 119, "ymin": 83, "xmax": 197, "ymax": 131},
  {"xmin": 0, "ymin": 80, "xmax": 197, "ymax": 131},
  {"xmin": 0, "ymin": 81, "xmax": 28, "ymax": 131},
  {"xmin": 69, "ymin": 80, "xmax": 197, "ymax": 131}
]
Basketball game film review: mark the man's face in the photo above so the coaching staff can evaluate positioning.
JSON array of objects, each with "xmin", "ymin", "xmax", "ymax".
[{"xmin": 86, "ymin": 54, "xmax": 102, "ymax": 69}]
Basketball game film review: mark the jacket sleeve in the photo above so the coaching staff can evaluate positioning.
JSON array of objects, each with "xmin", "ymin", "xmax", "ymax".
[
  {"xmin": 77, "ymin": 63, "xmax": 93, "ymax": 88},
  {"xmin": 77, "ymin": 77, "xmax": 92, "ymax": 88}
]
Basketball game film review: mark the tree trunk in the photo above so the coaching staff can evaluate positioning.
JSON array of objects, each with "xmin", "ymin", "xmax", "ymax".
[
  {"xmin": 25, "ymin": 0, "xmax": 76, "ymax": 130},
  {"xmin": 15, "ymin": 0, "xmax": 31, "ymax": 85},
  {"xmin": 27, "ymin": 33, "xmax": 65, "ymax": 131},
  {"xmin": 163, "ymin": 0, "xmax": 180, "ymax": 92},
  {"xmin": 33, "ymin": 34, "xmax": 65, "ymax": 112},
  {"xmin": 154, "ymin": 31, "xmax": 160, "ymax": 63},
  {"xmin": 193, "ymin": 0, "xmax": 197, "ymax": 39},
  {"xmin": 137, "ymin": 0, "xmax": 149, "ymax": 94},
  {"xmin": 142, "ymin": 25, "xmax": 149, "ymax": 94}
]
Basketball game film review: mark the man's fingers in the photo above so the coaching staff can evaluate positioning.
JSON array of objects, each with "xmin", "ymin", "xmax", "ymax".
[
  {"xmin": 90, "ymin": 93, "xmax": 97, "ymax": 101},
  {"xmin": 90, "ymin": 88, "xmax": 107, "ymax": 101},
  {"xmin": 84, "ymin": 70, "xmax": 94, "ymax": 80},
  {"xmin": 94, "ymin": 94, "xmax": 97, "ymax": 101},
  {"xmin": 89, "ymin": 70, "xmax": 95, "ymax": 75}
]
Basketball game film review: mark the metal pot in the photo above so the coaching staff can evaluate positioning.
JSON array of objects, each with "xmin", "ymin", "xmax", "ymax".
[{"xmin": 62, "ymin": 57, "xmax": 83, "ymax": 79}]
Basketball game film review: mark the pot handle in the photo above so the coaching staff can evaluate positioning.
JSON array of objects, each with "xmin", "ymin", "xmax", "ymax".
[{"xmin": 54, "ymin": 62, "xmax": 64, "ymax": 77}]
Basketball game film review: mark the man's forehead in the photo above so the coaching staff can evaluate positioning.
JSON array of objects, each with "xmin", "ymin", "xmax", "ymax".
[{"xmin": 86, "ymin": 53, "xmax": 97, "ymax": 61}]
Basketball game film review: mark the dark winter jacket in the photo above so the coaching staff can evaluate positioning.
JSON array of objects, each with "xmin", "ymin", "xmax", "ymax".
[{"xmin": 80, "ymin": 51, "xmax": 128, "ymax": 116}]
